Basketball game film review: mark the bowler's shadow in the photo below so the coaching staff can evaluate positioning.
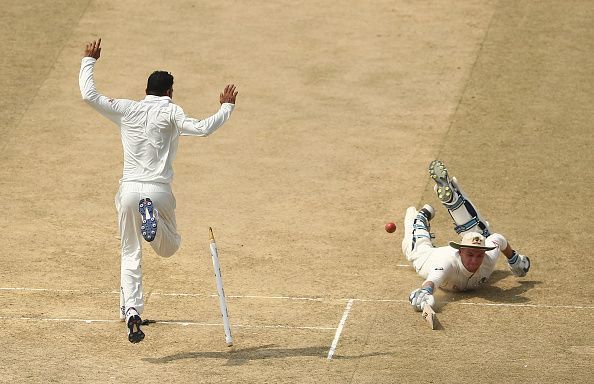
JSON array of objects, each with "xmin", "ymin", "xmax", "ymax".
[{"xmin": 142, "ymin": 343, "xmax": 391, "ymax": 366}]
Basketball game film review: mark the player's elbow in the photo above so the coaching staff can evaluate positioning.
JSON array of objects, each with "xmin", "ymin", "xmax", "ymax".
[
  {"xmin": 192, "ymin": 124, "xmax": 213, "ymax": 137},
  {"xmin": 81, "ymin": 92, "xmax": 93, "ymax": 102}
]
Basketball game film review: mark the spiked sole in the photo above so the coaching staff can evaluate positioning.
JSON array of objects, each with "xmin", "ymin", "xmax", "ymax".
[
  {"xmin": 127, "ymin": 315, "xmax": 145, "ymax": 343},
  {"xmin": 429, "ymin": 160, "xmax": 454, "ymax": 203},
  {"xmin": 139, "ymin": 198, "xmax": 157, "ymax": 242}
]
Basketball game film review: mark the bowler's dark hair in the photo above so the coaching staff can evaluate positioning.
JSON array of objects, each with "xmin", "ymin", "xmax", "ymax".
[{"xmin": 146, "ymin": 71, "xmax": 174, "ymax": 96}]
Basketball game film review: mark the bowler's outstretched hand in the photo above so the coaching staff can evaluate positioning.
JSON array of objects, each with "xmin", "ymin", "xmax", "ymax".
[
  {"xmin": 220, "ymin": 84, "xmax": 238, "ymax": 104},
  {"xmin": 84, "ymin": 38, "xmax": 102, "ymax": 60}
]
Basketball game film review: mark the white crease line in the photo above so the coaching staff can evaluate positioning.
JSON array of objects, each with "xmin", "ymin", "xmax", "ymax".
[
  {"xmin": 0, "ymin": 288, "xmax": 326, "ymax": 301},
  {"xmin": 0, "ymin": 316, "xmax": 335, "ymax": 331},
  {"xmin": 353, "ymin": 298, "xmax": 594, "ymax": 310},
  {"xmin": 353, "ymin": 298, "xmax": 409, "ymax": 303},
  {"xmin": 156, "ymin": 292, "xmax": 211, "ymax": 297},
  {"xmin": 455, "ymin": 302, "xmax": 594, "ymax": 310},
  {"xmin": 0, "ymin": 287, "xmax": 118, "ymax": 295},
  {"xmin": 236, "ymin": 323, "xmax": 336, "ymax": 331},
  {"xmin": 162, "ymin": 293, "xmax": 326, "ymax": 302},
  {"xmin": 0, "ymin": 288, "xmax": 328, "ymax": 302},
  {"xmin": 0, "ymin": 316, "xmax": 118, "ymax": 324},
  {"xmin": 327, "ymin": 299, "xmax": 354, "ymax": 360},
  {"xmin": 0, "ymin": 287, "xmax": 84, "ymax": 293},
  {"xmin": 227, "ymin": 295, "xmax": 325, "ymax": 301},
  {"xmin": 1, "ymin": 287, "xmax": 592, "ymax": 310}
]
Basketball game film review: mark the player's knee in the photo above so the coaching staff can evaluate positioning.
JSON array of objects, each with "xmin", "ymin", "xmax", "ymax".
[
  {"xmin": 154, "ymin": 236, "xmax": 181, "ymax": 258},
  {"xmin": 156, "ymin": 244, "xmax": 179, "ymax": 258}
]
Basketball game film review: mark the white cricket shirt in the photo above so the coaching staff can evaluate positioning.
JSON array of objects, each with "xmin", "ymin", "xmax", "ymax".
[
  {"xmin": 79, "ymin": 57, "xmax": 234, "ymax": 184},
  {"xmin": 424, "ymin": 233, "xmax": 508, "ymax": 291}
]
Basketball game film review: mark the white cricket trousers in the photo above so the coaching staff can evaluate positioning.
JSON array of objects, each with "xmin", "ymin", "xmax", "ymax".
[{"xmin": 115, "ymin": 181, "xmax": 181, "ymax": 316}]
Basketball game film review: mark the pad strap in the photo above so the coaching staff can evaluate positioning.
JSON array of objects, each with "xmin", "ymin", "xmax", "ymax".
[
  {"xmin": 449, "ymin": 196, "xmax": 491, "ymax": 237},
  {"xmin": 454, "ymin": 219, "xmax": 490, "ymax": 237}
]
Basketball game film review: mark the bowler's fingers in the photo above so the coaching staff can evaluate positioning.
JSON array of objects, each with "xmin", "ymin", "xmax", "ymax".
[
  {"xmin": 219, "ymin": 84, "xmax": 238, "ymax": 104},
  {"xmin": 84, "ymin": 38, "xmax": 102, "ymax": 57},
  {"xmin": 226, "ymin": 84, "xmax": 237, "ymax": 95},
  {"xmin": 228, "ymin": 84, "xmax": 238, "ymax": 99},
  {"xmin": 92, "ymin": 38, "xmax": 101, "ymax": 55}
]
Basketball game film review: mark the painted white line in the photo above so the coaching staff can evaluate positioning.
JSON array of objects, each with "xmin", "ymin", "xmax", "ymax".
[
  {"xmin": 0, "ymin": 316, "xmax": 118, "ymax": 324},
  {"xmin": 455, "ymin": 302, "xmax": 594, "ymax": 310},
  {"xmin": 161, "ymin": 293, "xmax": 326, "ymax": 302},
  {"xmin": 0, "ymin": 287, "xmax": 119, "ymax": 295},
  {"xmin": 353, "ymin": 298, "xmax": 594, "ymax": 310},
  {"xmin": 0, "ymin": 288, "xmax": 326, "ymax": 302},
  {"xmin": 151, "ymin": 292, "xmax": 327, "ymax": 302},
  {"xmin": 1, "ymin": 287, "xmax": 592, "ymax": 310},
  {"xmin": 0, "ymin": 287, "xmax": 84, "ymax": 293},
  {"xmin": 0, "ymin": 316, "xmax": 336, "ymax": 331},
  {"xmin": 353, "ymin": 298, "xmax": 409, "ymax": 303},
  {"xmin": 327, "ymin": 299, "xmax": 355, "ymax": 360},
  {"xmin": 227, "ymin": 295, "xmax": 325, "ymax": 302},
  {"xmin": 156, "ymin": 292, "xmax": 211, "ymax": 297},
  {"xmin": 0, "ymin": 288, "xmax": 329, "ymax": 304}
]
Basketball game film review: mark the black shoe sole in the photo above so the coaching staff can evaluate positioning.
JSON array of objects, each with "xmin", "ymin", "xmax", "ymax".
[
  {"xmin": 139, "ymin": 198, "xmax": 157, "ymax": 242},
  {"xmin": 128, "ymin": 315, "xmax": 145, "ymax": 343}
]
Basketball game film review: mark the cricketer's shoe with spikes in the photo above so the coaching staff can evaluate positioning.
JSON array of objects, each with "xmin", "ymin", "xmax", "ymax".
[
  {"xmin": 139, "ymin": 198, "xmax": 158, "ymax": 242},
  {"xmin": 428, "ymin": 161, "xmax": 491, "ymax": 237},
  {"xmin": 429, "ymin": 160, "xmax": 455, "ymax": 204},
  {"xmin": 125, "ymin": 307, "xmax": 145, "ymax": 343}
]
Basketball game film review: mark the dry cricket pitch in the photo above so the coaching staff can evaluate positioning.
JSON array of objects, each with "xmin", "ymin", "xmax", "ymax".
[{"xmin": 1, "ymin": 1, "xmax": 592, "ymax": 383}]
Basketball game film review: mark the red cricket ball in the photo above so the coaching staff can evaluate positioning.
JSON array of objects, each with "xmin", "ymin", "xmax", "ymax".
[{"xmin": 385, "ymin": 222, "xmax": 396, "ymax": 233}]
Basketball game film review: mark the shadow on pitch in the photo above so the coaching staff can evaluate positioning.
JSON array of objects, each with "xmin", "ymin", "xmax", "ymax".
[
  {"xmin": 142, "ymin": 344, "xmax": 392, "ymax": 366},
  {"xmin": 442, "ymin": 270, "xmax": 542, "ymax": 305}
]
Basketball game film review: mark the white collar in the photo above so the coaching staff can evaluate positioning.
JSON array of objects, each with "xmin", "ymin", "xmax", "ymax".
[{"xmin": 143, "ymin": 95, "xmax": 171, "ymax": 101}]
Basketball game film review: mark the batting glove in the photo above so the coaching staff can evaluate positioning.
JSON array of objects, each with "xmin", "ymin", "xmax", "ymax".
[
  {"xmin": 508, "ymin": 252, "xmax": 530, "ymax": 277},
  {"xmin": 409, "ymin": 287, "xmax": 435, "ymax": 312}
]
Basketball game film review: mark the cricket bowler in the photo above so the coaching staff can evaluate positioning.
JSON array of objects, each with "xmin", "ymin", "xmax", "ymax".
[{"xmin": 79, "ymin": 38, "xmax": 238, "ymax": 343}]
